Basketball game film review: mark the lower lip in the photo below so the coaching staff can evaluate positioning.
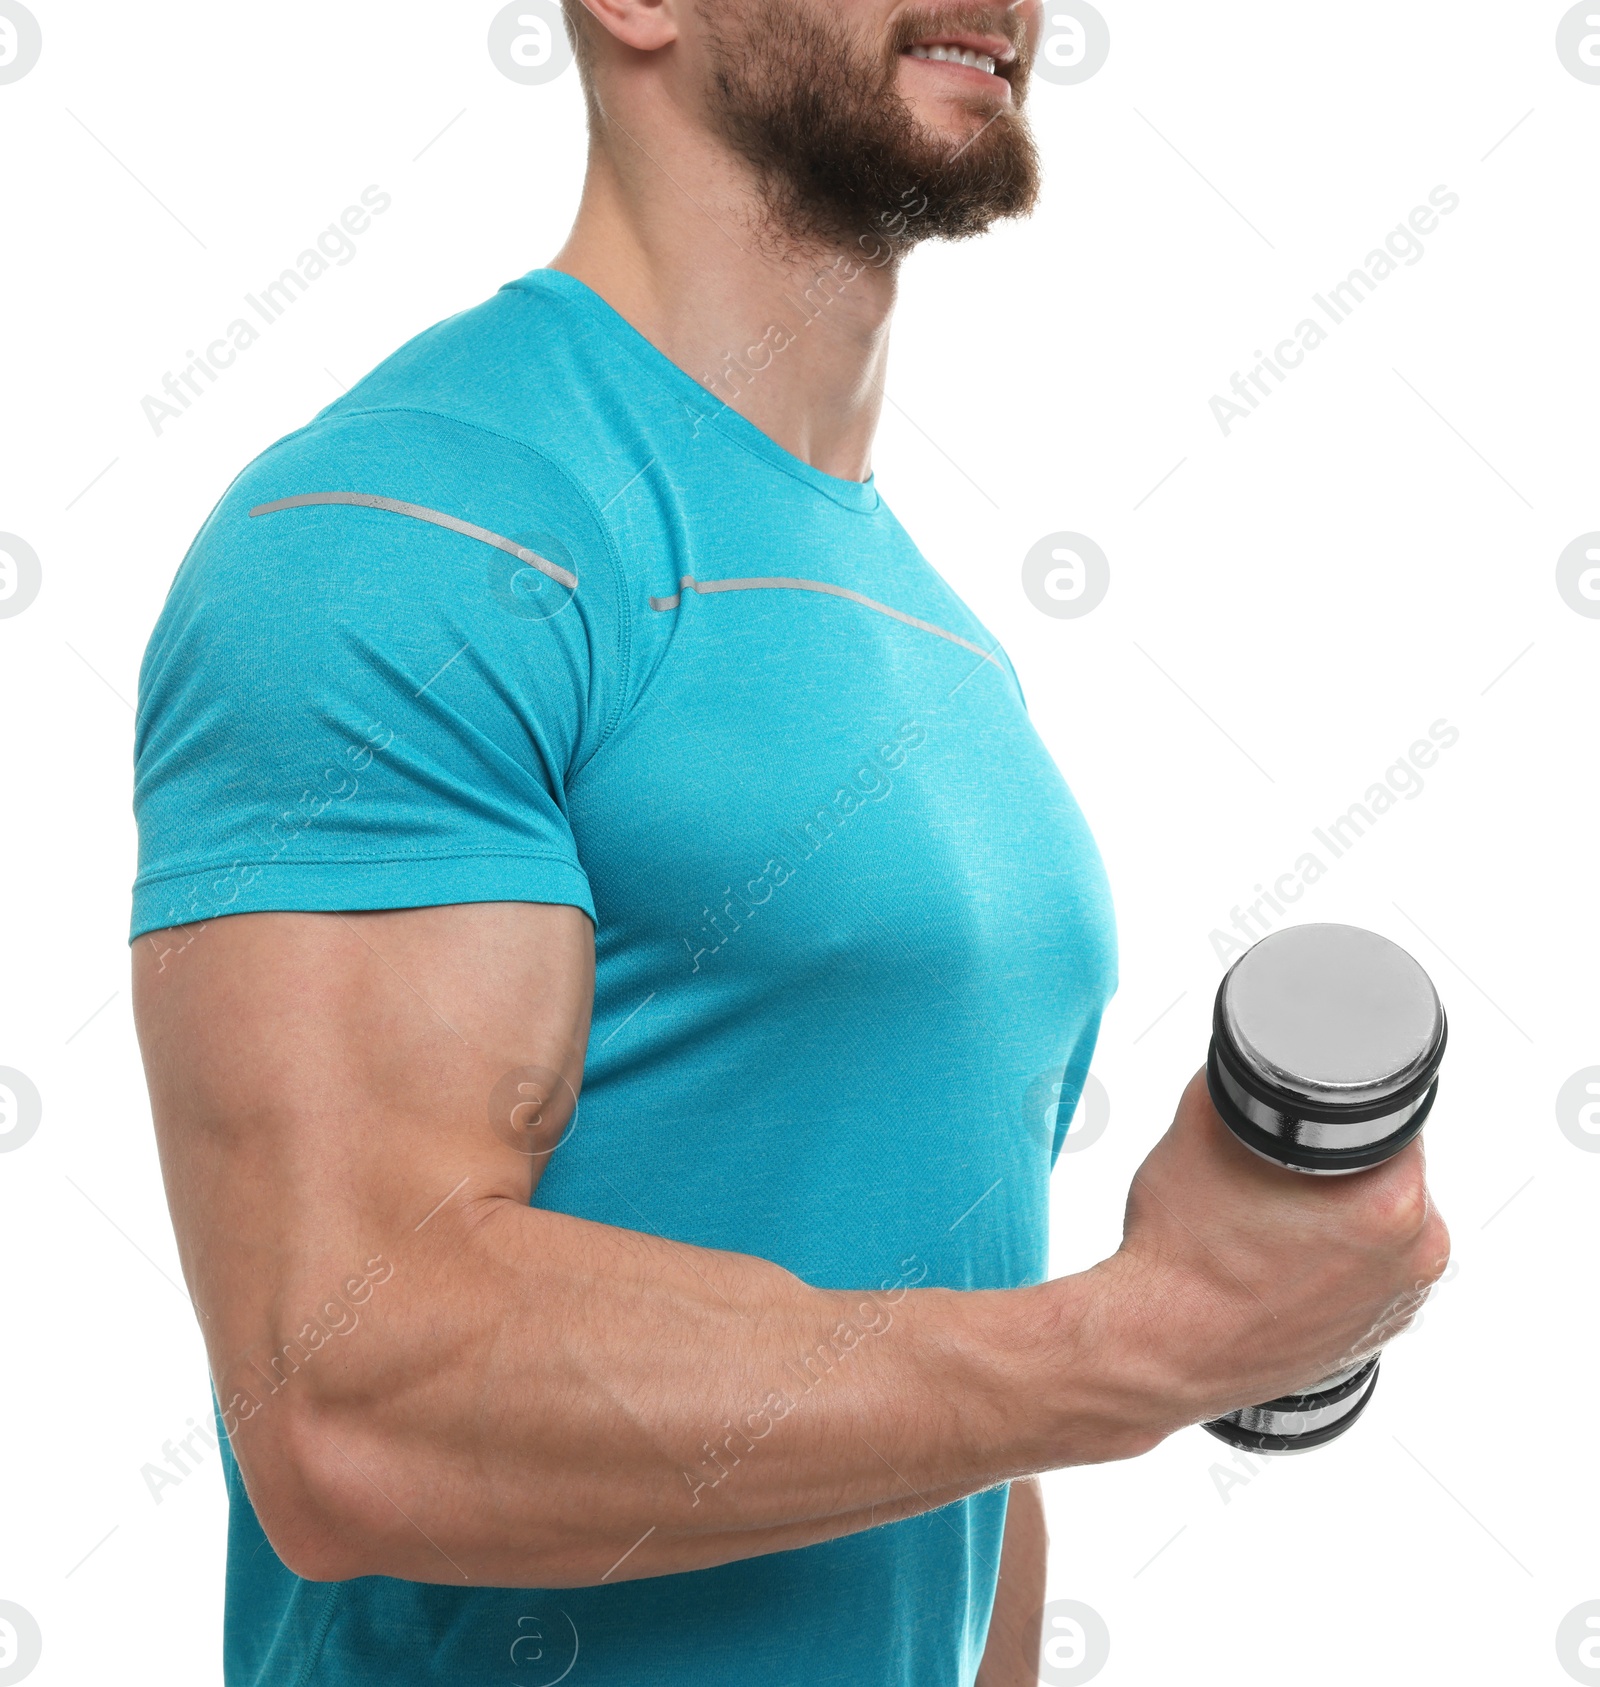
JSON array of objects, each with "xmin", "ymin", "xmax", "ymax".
[{"xmin": 900, "ymin": 52, "xmax": 1011, "ymax": 95}]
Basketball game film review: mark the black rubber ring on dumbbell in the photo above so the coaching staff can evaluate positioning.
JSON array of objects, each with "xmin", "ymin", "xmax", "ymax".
[
  {"xmin": 1249, "ymin": 1354, "xmax": 1380, "ymax": 1414},
  {"xmin": 1207, "ymin": 1041, "xmax": 1437, "ymax": 1172},
  {"xmin": 1200, "ymin": 1366, "xmax": 1381, "ymax": 1454},
  {"xmin": 1211, "ymin": 995, "xmax": 1448, "ymax": 1127}
]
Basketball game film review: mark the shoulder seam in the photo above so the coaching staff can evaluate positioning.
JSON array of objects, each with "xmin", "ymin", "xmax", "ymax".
[{"xmin": 255, "ymin": 404, "xmax": 635, "ymax": 767}]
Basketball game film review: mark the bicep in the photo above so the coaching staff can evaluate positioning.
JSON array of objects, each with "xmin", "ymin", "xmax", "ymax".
[{"xmin": 133, "ymin": 899, "xmax": 593, "ymax": 1407}]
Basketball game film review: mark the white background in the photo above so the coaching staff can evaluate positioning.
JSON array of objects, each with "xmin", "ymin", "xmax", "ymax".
[{"xmin": 1, "ymin": 3, "xmax": 1596, "ymax": 1683}]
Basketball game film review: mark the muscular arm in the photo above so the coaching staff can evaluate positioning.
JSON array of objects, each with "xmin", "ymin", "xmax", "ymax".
[
  {"xmin": 133, "ymin": 903, "xmax": 1148, "ymax": 1587},
  {"xmin": 134, "ymin": 901, "xmax": 1447, "ymax": 1589}
]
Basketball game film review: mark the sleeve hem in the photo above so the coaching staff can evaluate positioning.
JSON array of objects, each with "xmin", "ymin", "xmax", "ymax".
[{"xmin": 129, "ymin": 854, "xmax": 595, "ymax": 942}]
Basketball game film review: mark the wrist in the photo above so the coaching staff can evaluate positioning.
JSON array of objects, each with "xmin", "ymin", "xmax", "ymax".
[{"xmin": 1011, "ymin": 1255, "xmax": 1194, "ymax": 1467}]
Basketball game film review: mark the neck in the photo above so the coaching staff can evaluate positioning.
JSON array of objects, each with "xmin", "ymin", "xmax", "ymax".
[{"xmin": 549, "ymin": 113, "xmax": 900, "ymax": 485}]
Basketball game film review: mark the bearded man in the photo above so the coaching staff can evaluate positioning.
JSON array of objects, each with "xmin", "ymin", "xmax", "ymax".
[{"xmin": 130, "ymin": 3, "xmax": 1450, "ymax": 1683}]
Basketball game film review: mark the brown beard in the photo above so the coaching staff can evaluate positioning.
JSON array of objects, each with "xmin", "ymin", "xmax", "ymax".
[{"xmin": 697, "ymin": 2, "xmax": 1040, "ymax": 258}]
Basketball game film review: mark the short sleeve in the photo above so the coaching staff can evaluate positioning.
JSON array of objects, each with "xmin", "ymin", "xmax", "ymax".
[{"xmin": 131, "ymin": 408, "xmax": 628, "ymax": 940}]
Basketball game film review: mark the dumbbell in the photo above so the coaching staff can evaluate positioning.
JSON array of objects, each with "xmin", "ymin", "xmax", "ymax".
[{"xmin": 1200, "ymin": 922, "xmax": 1447, "ymax": 1455}]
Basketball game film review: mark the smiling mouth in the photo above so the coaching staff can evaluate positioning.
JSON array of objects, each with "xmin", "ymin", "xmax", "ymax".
[{"xmin": 903, "ymin": 41, "xmax": 1009, "ymax": 77}]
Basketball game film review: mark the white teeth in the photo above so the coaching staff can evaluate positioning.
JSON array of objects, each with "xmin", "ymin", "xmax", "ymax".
[{"xmin": 906, "ymin": 43, "xmax": 999, "ymax": 74}]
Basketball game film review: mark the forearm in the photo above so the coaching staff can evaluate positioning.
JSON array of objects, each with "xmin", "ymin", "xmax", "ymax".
[
  {"xmin": 227, "ymin": 1197, "xmax": 1154, "ymax": 1586},
  {"xmin": 976, "ymin": 1479, "xmax": 1048, "ymax": 1687}
]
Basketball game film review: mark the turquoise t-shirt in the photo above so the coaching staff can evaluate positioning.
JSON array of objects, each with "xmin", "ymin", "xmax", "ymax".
[{"xmin": 132, "ymin": 269, "xmax": 1117, "ymax": 1687}]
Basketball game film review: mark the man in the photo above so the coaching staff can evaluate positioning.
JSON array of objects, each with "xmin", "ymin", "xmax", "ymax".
[{"xmin": 130, "ymin": 2, "xmax": 1450, "ymax": 1682}]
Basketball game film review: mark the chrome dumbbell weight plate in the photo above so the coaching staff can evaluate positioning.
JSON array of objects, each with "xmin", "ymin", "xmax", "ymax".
[
  {"xmin": 1208, "ymin": 922, "xmax": 1446, "ymax": 1175},
  {"xmin": 1201, "ymin": 923, "xmax": 1446, "ymax": 1454}
]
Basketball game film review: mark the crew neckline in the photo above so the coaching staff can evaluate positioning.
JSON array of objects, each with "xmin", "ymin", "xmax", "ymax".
[{"xmin": 509, "ymin": 267, "xmax": 882, "ymax": 515}]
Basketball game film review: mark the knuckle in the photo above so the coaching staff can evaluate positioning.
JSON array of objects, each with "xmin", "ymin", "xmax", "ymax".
[
  {"xmin": 1411, "ymin": 1213, "xmax": 1452, "ymax": 1281},
  {"xmin": 1362, "ymin": 1163, "xmax": 1431, "ymax": 1243}
]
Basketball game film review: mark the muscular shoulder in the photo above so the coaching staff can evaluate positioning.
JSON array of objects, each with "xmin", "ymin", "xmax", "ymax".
[
  {"xmin": 172, "ymin": 272, "xmax": 653, "ymax": 612},
  {"xmin": 298, "ymin": 274, "xmax": 640, "ymax": 495}
]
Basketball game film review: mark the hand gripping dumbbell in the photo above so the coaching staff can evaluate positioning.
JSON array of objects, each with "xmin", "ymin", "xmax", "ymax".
[{"xmin": 1200, "ymin": 922, "xmax": 1447, "ymax": 1455}]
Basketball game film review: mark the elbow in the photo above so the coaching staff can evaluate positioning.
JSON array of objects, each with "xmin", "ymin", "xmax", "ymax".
[
  {"xmin": 229, "ymin": 1389, "xmax": 637, "ymax": 1589},
  {"xmin": 234, "ymin": 1400, "xmax": 402, "ymax": 1584},
  {"xmin": 271, "ymin": 1525, "xmax": 366, "ymax": 1586},
  {"xmin": 238, "ymin": 1399, "xmax": 595, "ymax": 1587}
]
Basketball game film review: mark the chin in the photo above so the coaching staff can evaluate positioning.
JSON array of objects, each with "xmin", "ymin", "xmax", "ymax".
[{"xmin": 896, "ymin": 74, "xmax": 1012, "ymax": 135}]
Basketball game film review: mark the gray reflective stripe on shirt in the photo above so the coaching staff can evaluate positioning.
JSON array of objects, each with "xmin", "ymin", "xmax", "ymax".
[
  {"xmin": 248, "ymin": 492, "xmax": 579, "ymax": 589},
  {"xmin": 648, "ymin": 574, "xmax": 1001, "ymax": 667}
]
